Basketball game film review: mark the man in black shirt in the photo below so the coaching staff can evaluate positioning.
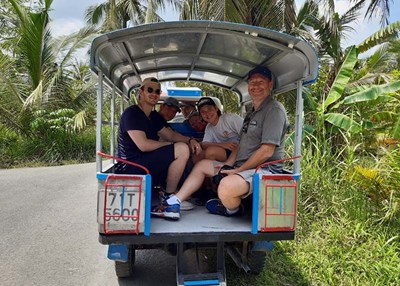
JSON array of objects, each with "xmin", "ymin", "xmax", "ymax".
[{"xmin": 116, "ymin": 78, "xmax": 201, "ymax": 213}]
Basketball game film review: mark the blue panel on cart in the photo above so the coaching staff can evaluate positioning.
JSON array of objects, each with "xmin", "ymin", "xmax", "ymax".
[
  {"xmin": 167, "ymin": 88, "xmax": 202, "ymax": 96},
  {"xmin": 184, "ymin": 280, "xmax": 220, "ymax": 286},
  {"xmin": 97, "ymin": 173, "xmax": 108, "ymax": 180},
  {"xmin": 107, "ymin": 245, "xmax": 129, "ymax": 262},
  {"xmin": 252, "ymin": 241, "xmax": 274, "ymax": 251}
]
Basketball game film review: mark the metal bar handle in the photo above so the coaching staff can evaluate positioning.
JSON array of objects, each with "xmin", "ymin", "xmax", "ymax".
[
  {"xmin": 97, "ymin": 151, "xmax": 150, "ymax": 174},
  {"xmin": 255, "ymin": 155, "xmax": 301, "ymax": 172}
]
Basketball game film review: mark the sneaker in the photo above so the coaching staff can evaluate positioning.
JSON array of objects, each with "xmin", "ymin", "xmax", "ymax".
[
  {"xmin": 158, "ymin": 190, "xmax": 170, "ymax": 202},
  {"xmin": 180, "ymin": 200, "xmax": 194, "ymax": 211},
  {"xmin": 205, "ymin": 199, "xmax": 244, "ymax": 217},
  {"xmin": 151, "ymin": 201, "xmax": 180, "ymax": 220},
  {"xmin": 159, "ymin": 190, "xmax": 194, "ymax": 211}
]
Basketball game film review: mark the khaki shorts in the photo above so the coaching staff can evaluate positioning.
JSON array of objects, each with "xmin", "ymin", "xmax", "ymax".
[{"xmin": 212, "ymin": 161, "xmax": 272, "ymax": 199}]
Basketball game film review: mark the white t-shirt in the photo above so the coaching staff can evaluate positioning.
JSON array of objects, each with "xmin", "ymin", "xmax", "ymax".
[{"xmin": 203, "ymin": 113, "xmax": 243, "ymax": 143}]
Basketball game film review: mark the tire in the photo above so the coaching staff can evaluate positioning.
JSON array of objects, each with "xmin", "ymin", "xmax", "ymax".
[
  {"xmin": 246, "ymin": 250, "xmax": 267, "ymax": 275},
  {"xmin": 115, "ymin": 245, "xmax": 135, "ymax": 278}
]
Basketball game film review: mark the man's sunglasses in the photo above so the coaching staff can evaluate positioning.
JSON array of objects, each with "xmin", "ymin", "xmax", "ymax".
[{"xmin": 146, "ymin": 87, "xmax": 161, "ymax": 95}]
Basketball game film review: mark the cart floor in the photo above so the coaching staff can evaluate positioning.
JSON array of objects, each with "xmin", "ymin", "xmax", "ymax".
[{"xmin": 150, "ymin": 202, "xmax": 252, "ymax": 234}]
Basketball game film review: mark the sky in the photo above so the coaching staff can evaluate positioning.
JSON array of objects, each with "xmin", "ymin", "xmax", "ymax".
[{"xmin": 49, "ymin": 0, "xmax": 400, "ymax": 59}]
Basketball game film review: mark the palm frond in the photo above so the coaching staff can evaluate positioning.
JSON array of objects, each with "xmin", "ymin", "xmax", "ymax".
[
  {"xmin": 0, "ymin": 104, "xmax": 27, "ymax": 134},
  {"xmin": 358, "ymin": 21, "xmax": 400, "ymax": 53}
]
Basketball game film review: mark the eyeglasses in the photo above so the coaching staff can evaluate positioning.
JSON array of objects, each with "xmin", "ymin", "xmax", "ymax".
[
  {"xmin": 147, "ymin": 87, "xmax": 161, "ymax": 95},
  {"xmin": 242, "ymin": 115, "xmax": 250, "ymax": 133}
]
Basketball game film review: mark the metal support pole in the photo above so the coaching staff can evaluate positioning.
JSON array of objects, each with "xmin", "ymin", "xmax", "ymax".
[
  {"xmin": 96, "ymin": 71, "xmax": 103, "ymax": 173},
  {"xmin": 176, "ymin": 243, "xmax": 184, "ymax": 286},
  {"xmin": 294, "ymin": 81, "xmax": 304, "ymax": 174},
  {"xmin": 216, "ymin": 242, "xmax": 227, "ymax": 285},
  {"xmin": 110, "ymin": 86, "xmax": 115, "ymax": 158},
  {"xmin": 120, "ymin": 93, "xmax": 124, "ymax": 116}
]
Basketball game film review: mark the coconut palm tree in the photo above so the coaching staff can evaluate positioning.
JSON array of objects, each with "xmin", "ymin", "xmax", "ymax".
[
  {"xmin": 350, "ymin": 0, "xmax": 394, "ymax": 26},
  {"xmin": 0, "ymin": 0, "xmax": 98, "ymax": 135},
  {"xmin": 0, "ymin": 0, "xmax": 23, "ymax": 43},
  {"xmin": 85, "ymin": 0, "xmax": 182, "ymax": 32},
  {"xmin": 179, "ymin": 0, "xmax": 298, "ymax": 30}
]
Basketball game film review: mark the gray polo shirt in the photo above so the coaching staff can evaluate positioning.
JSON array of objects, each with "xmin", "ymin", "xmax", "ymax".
[{"xmin": 235, "ymin": 95, "xmax": 288, "ymax": 173}]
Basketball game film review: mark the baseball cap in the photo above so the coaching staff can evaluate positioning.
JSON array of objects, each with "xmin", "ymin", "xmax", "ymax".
[
  {"xmin": 180, "ymin": 101, "xmax": 196, "ymax": 107},
  {"xmin": 197, "ymin": 97, "xmax": 216, "ymax": 111},
  {"xmin": 141, "ymin": 77, "xmax": 160, "ymax": 87},
  {"xmin": 247, "ymin": 66, "xmax": 272, "ymax": 80},
  {"xmin": 164, "ymin": 97, "xmax": 181, "ymax": 112}
]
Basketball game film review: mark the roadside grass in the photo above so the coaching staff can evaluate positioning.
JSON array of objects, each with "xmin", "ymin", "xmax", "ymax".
[
  {"xmin": 228, "ymin": 198, "xmax": 400, "ymax": 286},
  {"xmin": 227, "ymin": 143, "xmax": 400, "ymax": 285},
  {"xmin": 0, "ymin": 126, "xmax": 111, "ymax": 168}
]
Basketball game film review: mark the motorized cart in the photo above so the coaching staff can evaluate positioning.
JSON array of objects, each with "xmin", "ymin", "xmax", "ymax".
[{"xmin": 90, "ymin": 21, "xmax": 318, "ymax": 285}]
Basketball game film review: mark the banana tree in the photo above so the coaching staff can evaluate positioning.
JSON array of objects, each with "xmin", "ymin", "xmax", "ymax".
[{"xmin": 306, "ymin": 21, "xmax": 400, "ymax": 147}]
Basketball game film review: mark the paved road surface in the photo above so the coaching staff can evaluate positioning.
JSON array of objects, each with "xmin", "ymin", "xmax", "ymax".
[{"xmin": 0, "ymin": 163, "xmax": 177, "ymax": 286}]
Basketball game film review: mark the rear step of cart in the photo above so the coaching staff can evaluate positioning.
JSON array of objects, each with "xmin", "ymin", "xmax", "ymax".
[{"xmin": 176, "ymin": 242, "xmax": 226, "ymax": 286}]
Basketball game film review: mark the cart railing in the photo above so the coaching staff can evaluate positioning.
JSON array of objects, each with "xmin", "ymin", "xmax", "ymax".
[
  {"xmin": 252, "ymin": 156, "xmax": 300, "ymax": 233},
  {"xmin": 97, "ymin": 152, "xmax": 151, "ymax": 235}
]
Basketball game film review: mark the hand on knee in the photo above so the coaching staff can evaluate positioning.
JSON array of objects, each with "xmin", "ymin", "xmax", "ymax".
[{"xmin": 174, "ymin": 142, "xmax": 190, "ymax": 160}]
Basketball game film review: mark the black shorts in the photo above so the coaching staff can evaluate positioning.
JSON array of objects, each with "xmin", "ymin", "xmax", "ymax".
[
  {"xmin": 225, "ymin": 149, "xmax": 232, "ymax": 158},
  {"xmin": 115, "ymin": 144, "xmax": 175, "ymax": 186}
]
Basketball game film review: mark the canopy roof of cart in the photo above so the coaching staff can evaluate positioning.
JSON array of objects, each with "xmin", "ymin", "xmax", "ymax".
[{"xmin": 90, "ymin": 21, "xmax": 318, "ymax": 102}]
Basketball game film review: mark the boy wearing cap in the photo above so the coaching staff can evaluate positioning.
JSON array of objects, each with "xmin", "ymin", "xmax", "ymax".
[
  {"xmin": 151, "ymin": 67, "xmax": 288, "ymax": 220},
  {"xmin": 116, "ymin": 77, "xmax": 202, "ymax": 204},
  {"xmin": 196, "ymin": 97, "xmax": 243, "ymax": 162}
]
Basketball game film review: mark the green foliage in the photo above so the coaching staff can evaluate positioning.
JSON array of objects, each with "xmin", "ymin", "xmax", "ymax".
[
  {"xmin": 0, "ymin": 124, "xmax": 113, "ymax": 168},
  {"xmin": 31, "ymin": 109, "xmax": 75, "ymax": 134},
  {"xmin": 226, "ymin": 139, "xmax": 400, "ymax": 285},
  {"xmin": 322, "ymin": 46, "xmax": 358, "ymax": 111},
  {"xmin": 349, "ymin": 145, "xmax": 400, "ymax": 224},
  {"xmin": 0, "ymin": 0, "xmax": 98, "ymax": 139},
  {"xmin": 343, "ymin": 81, "xmax": 400, "ymax": 104},
  {"xmin": 358, "ymin": 21, "xmax": 400, "ymax": 53}
]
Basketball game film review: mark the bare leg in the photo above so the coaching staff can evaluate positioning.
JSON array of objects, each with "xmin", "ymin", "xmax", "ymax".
[
  {"xmin": 165, "ymin": 142, "xmax": 190, "ymax": 194},
  {"xmin": 204, "ymin": 146, "xmax": 227, "ymax": 162},
  {"xmin": 191, "ymin": 150, "xmax": 205, "ymax": 164},
  {"xmin": 175, "ymin": 159, "xmax": 215, "ymax": 202},
  {"xmin": 218, "ymin": 175, "xmax": 249, "ymax": 209}
]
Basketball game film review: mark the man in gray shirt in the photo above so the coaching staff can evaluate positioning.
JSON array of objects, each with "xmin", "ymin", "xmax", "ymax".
[{"xmin": 151, "ymin": 66, "xmax": 288, "ymax": 219}]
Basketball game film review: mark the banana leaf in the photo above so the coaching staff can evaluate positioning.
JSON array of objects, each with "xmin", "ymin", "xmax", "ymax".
[
  {"xmin": 323, "ymin": 46, "xmax": 358, "ymax": 112},
  {"xmin": 392, "ymin": 115, "xmax": 400, "ymax": 139},
  {"xmin": 325, "ymin": 112, "xmax": 361, "ymax": 133},
  {"xmin": 371, "ymin": 111, "xmax": 398, "ymax": 122},
  {"xmin": 343, "ymin": 81, "xmax": 400, "ymax": 104}
]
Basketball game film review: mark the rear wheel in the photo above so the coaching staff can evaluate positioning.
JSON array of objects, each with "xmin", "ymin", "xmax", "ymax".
[
  {"xmin": 246, "ymin": 250, "xmax": 267, "ymax": 275},
  {"xmin": 115, "ymin": 245, "xmax": 135, "ymax": 278}
]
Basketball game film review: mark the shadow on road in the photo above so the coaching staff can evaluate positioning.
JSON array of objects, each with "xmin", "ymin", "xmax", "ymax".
[
  {"xmin": 115, "ymin": 243, "xmax": 310, "ymax": 286},
  {"xmin": 226, "ymin": 242, "xmax": 310, "ymax": 286},
  {"xmin": 116, "ymin": 249, "xmax": 176, "ymax": 286}
]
